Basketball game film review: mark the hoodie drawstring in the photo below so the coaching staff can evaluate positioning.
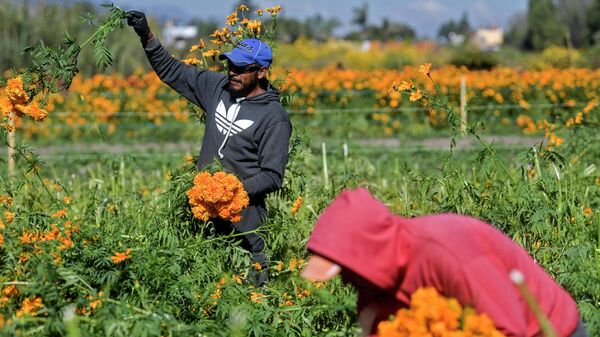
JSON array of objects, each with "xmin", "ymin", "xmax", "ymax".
[{"xmin": 218, "ymin": 97, "xmax": 245, "ymax": 159}]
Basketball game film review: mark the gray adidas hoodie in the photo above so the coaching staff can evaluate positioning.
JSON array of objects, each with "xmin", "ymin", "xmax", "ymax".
[{"xmin": 144, "ymin": 38, "xmax": 292, "ymax": 200}]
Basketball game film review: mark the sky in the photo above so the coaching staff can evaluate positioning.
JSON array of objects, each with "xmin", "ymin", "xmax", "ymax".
[{"xmin": 88, "ymin": 0, "xmax": 528, "ymax": 38}]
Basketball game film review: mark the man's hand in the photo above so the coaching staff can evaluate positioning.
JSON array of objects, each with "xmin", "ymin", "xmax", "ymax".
[{"xmin": 126, "ymin": 11, "xmax": 151, "ymax": 39}]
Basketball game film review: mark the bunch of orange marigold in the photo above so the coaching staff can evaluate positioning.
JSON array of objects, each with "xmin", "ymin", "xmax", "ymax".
[
  {"xmin": 377, "ymin": 287, "xmax": 505, "ymax": 337},
  {"xmin": 186, "ymin": 171, "xmax": 249, "ymax": 222},
  {"xmin": 1, "ymin": 76, "xmax": 48, "ymax": 131}
]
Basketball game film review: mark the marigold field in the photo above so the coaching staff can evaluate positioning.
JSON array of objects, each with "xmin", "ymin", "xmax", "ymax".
[{"xmin": 0, "ymin": 5, "xmax": 599, "ymax": 336}]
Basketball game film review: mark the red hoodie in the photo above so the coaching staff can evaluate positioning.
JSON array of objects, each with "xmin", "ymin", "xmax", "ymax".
[{"xmin": 307, "ymin": 188, "xmax": 579, "ymax": 337}]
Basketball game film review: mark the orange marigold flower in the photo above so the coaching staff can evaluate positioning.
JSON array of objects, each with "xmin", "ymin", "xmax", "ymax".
[
  {"xmin": 0, "ymin": 234, "xmax": 3, "ymax": 247},
  {"xmin": 189, "ymin": 39, "xmax": 205, "ymax": 53},
  {"xmin": 226, "ymin": 11, "xmax": 239, "ymax": 26},
  {"xmin": 1, "ymin": 121, "xmax": 16, "ymax": 132},
  {"xmin": 16, "ymin": 297, "xmax": 43, "ymax": 317},
  {"xmin": 250, "ymin": 292, "xmax": 265, "ymax": 303},
  {"xmin": 202, "ymin": 49, "xmax": 221, "ymax": 60},
  {"xmin": 58, "ymin": 236, "xmax": 73, "ymax": 250},
  {"xmin": 252, "ymin": 262, "xmax": 262, "ymax": 270},
  {"xmin": 266, "ymin": 5, "xmax": 281, "ymax": 15},
  {"xmin": 0, "ymin": 97, "xmax": 14, "ymax": 118},
  {"xmin": 409, "ymin": 89, "xmax": 423, "ymax": 102},
  {"xmin": 20, "ymin": 231, "xmax": 36, "ymax": 244},
  {"xmin": 52, "ymin": 208, "xmax": 67, "ymax": 218},
  {"xmin": 186, "ymin": 171, "xmax": 249, "ymax": 222},
  {"xmin": 63, "ymin": 196, "xmax": 72, "ymax": 204},
  {"xmin": 0, "ymin": 195, "xmax": 12, "ymax": 207},
  {"xmin": 281, "ymin": 292, "xmax": 294, "ymax": 307},
  {"xmin": 5, "ymin": 76, "xmax": 29, "ymax": 105},
  {"xmin": 584, "ymin": 207, "xmax": 592, "ymax": 217},
  {"xmin": 232, "ymin": 272, "xmax": 244, "ymax": 285},
  {"xmin": 238, "ymin": 4, "xmax": 249, "ymax": 11},
  {"xmin": 43, "ymin": 224, "xmax": 60, "ymax": 241},
  {"xmin": 255, "ymin": 9, "xmax": 264, "ymax": 16},
  {"xmin": 418, "ymin": 62, "xmax": 432, "ymax": 75},
  {"xmin": 3, "ymin": 211, "xmax": 14, "ymax": 224},
  {"xmin": 398, "ymin": 80, "xmax": 414, "ymax": 91},
  {"xmin": 574, "ymin": 112, "xmax": 583, "ymax": 124},
  {"xmin": 2, "ymin": 285, "xmax": 18, "ymax": 298},
  {"xmin": 15, "ymin": 101, "xmax": 48, "ymax": 122},
  {"xmin": 111, "ymin": 248, "xmax": 132, "ymax": 264},
  {"xmin": 377, "ymin": 287, "xmax": 505, "ymax": 337},
  {"xmin": 288, "ymin": 256, "xmax": 305, "ymax": 272},
  {"xmin": 274, "ymin": 261, "xmax": 283, "ymax": 272},
  {"xmin": 246, "ymin": 20, "xmax": 262, "ymax": 35},
  {"xmin": 291, "ymin": 196, "xmax": 303, "ymax": 215},
  {"xmin": 182, "ymin": 57, "xmax": 201, "ymax": 66}
]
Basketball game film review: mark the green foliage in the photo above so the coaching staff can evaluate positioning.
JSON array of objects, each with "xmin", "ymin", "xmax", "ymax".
[
  {"xmin": 1, "ymin": 82, "xmax": 599, "ymax": 336},
  {"xmin": 527, "ymin": 45, "xmax": 582, "ymax": 69},
  {"xmin": 524, "ymin": 0, "xmax": 567, "ymax": 50},
  {"xmin": 448, "ymin": 44, "xmax": 500, "ymax": 70},
  {"xmin": 0, "ymin": 1, "xmax": 143, "ymax": 75},
  {"xmin": 437, "ymin": 12, "xmax": 471, "ymax": 42},
  {"xmin": 587, "ymin": 0, "xmax": 600, "ymax": 44},
  {"xmin": 3, "ymin": 3, "xmax": 127, "ymax": 111}
]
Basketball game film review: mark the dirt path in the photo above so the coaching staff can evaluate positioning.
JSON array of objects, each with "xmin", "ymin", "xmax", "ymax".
[{"xmin": 357, "ymin": 135, "xmax": 544, "ymax": 149}]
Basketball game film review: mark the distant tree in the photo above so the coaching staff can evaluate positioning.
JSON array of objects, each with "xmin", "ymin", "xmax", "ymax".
[
  {"xmin": 437, "ymin": 12, "xmax": 470, "ymax": 42},
  {"xmin": 369, "ymin": 18, "xmax": 415, "ymax": 41},
  {"xmin": 190, "ymin": 18, "xmax": 219, "ymax": 40},
  {"xmin": 304, "ymin": 14, "xmax": 341, "ymax": 42},
  {"xmin": 505, "ymin": 12, "xmax": 528, "ymax": 47},
  {"xmin": 523, "ymin": 0, "xmax": 567, "ymax": 50},
  {"xmin": 264, "ymin": 15, "xmax": 340, "ymax": 43},
  {"xmin": 587, "ymin": 0, "xmax": 600, "ymax": 43},
  {"xmin": 556, "ymin": 0, "xmax": 590, "ymax": 48},
  {"xmin": 352, "ymin": 3, "xmax": 368, "ymax": 38},
  {"xmin": 456, "ymin": 12, "xmax": 470, "ymax": 36},
  {"xmin": 269, "ymin": 17, "xmax": 304, "ymax": 43}
]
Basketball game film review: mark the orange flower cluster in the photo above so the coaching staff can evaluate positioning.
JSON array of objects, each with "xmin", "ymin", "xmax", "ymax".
[
  {"xmin": 290, "ymin": 196, "xmax": 303, "ymax": 215},
  {"xmin": 77, "ymin": 291, "xmax": 104, "ymax": 315},
  {"xmin": 1, "ymin": 76, "xmax": 48, "ymax": 131},
  {"xmin": 15, "ymin": 296, "xmax": 43, "ymax": 317},
  {"xmin": 111, "ymin": 248, "xmax": 132, "ymax": 264},
  {"xmin": 288, "ymin": 256, "xmax": 305, "ymax": 272},
  {"xmin": 377, "ymin": 287, "xmax": 505, "ymax": 337},
  {"xmin": 250, "ymin": 291, "xmax": 265, "ymax": 303},
  {"xmin": 186, "ymin": 171, "xmax": 249, "ymax": 223},
  {"xmin": 0, "ymin": 285, "xmax": 19, "ymax": 307},
  {"xmin": 18, "ymin": 220, "xmax": 77, "ymax": 252}
]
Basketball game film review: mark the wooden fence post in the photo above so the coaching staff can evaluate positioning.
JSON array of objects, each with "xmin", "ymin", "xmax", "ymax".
[
  {"xmin": 322, "ymin": 142, "xmax": 328, "ymax": 188},
  {"xmin": 460, "ymin": 74, "xmax": 467, "ymax": 135}
]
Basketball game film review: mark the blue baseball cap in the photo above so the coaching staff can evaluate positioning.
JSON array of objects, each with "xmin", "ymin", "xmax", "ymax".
[{"xmin": 219, "ymin": 38, "xmax": 272, "ymax": 67}]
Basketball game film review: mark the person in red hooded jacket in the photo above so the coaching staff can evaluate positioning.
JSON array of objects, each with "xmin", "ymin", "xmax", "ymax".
[{"xmin": 301, "ymin": 188, "xmax": 587, "ymax": 337}]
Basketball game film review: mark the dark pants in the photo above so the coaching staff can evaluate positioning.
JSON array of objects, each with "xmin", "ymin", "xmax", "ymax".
[
  {"xmin": 569, "ymin": 320, "xmax": 588, "ymax": 337},
  {"xmin": 212, "ymin": 201, "xmax": 268, "ymax": 285}
]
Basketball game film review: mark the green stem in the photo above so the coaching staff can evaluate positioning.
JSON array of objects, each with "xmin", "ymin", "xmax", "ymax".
[
  {"xmin": 474, "ymin": 134, "xmax": 515, "ymax": 183},
  {"xmin": 80, "ymin": 16, "xmax": 122, "ymax": 49}
]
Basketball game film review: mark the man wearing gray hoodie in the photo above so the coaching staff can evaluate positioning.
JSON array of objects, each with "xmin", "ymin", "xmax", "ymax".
[{"xmin": 127, "ymin": 11, "xmax": 292, "ymax": 286}]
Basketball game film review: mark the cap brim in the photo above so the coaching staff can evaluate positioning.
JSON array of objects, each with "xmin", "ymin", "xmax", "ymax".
[
  {"xmin": 218, "ymin": 52, "xmax": 252, "ymax": 66},
  {"xmin": 301, "ymin": 255, "xmax": 341, "ymax": 281}
]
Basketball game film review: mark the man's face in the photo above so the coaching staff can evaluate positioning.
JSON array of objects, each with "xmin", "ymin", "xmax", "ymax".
[{"xmin": 227, "ymin": 61, "xmax": 264, "ymax": 97}]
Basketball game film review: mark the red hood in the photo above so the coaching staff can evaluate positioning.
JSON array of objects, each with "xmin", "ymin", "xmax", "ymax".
[{"xmin": 307, "ymin": 188, "xmax": 403, "ymax": 290}]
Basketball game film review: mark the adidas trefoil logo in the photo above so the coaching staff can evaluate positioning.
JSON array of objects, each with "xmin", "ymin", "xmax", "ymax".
[{"xmin": 215, "ymin": 100, "xmax": 254, "ymax": 135}]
